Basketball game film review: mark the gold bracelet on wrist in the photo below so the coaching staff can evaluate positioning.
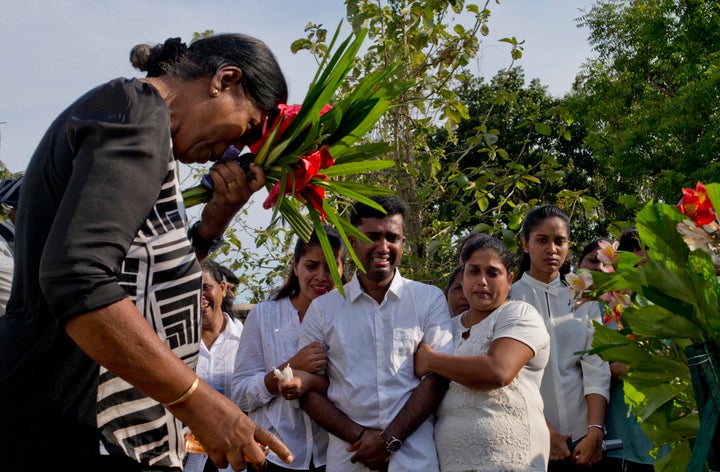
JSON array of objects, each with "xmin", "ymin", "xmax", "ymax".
[{"xmin": 164, "ymin": 376, "xmax": 200, "ymax": 407}]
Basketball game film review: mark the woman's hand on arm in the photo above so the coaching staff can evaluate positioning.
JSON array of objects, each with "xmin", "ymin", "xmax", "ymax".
[
  {"xmin": 278, "ymin": 370, "xmax": 329, "ymax": 400},
  {"xmin": 263, "ymin": 342, "xmax": 326, "ymax": 395},
  {"xmin": 64, "ymin": 298, "xmax": 292, "ymax": 470},
  {"xmin": 286, "ymin": 341, "xmax": 327, "ymax": 374},
  {"xmin": 413, "ymin": 342, "xmax": 435, "ymax": 377}
]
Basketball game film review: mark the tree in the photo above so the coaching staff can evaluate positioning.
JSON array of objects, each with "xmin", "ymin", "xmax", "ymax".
[
  {"xmin": 432, "ymin": 68, "xmax": 602, "ymax": 255},
  {"xmin": 223, "ymin": 1, "xmax": 596, "ymax": 299},
  {"xmin": 572, "ymin": 0, "xmax": 720, "ymax": 224}
]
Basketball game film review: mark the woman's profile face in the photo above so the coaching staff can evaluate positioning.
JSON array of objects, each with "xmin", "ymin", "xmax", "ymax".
[
  {"xmin": 579, "ymin": 248, "xmax": 602, "ymax": 271},
  {"xmin": 172, "ymin": 81, "xmax": 266, "ymax": 165}
]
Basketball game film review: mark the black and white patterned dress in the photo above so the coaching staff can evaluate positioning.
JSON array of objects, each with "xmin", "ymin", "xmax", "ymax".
[{"xmin": 0, "ymin": 78, "xmax": 202, "ymax": 470}]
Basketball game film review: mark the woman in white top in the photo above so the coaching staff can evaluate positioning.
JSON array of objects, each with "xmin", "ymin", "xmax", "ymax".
[
  {"xmin": 510, "ymin": 205, "xmax": 610, "ymax": 471},
  {"xmin": 185, "ymin": 258, "xmax": 246, "ymax": 472},
  {"xmin": 415, "ymin": 235, "xmax": 550, "ymax": 471},
  {"xmin": 232, "ymin": 226, "xmax": 346, "ymax": 472}
]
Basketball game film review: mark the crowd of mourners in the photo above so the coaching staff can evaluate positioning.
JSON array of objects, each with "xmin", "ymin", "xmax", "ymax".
[{"xmin": 0, "ymin": 30, "xmax": 662, "ymax": 472}]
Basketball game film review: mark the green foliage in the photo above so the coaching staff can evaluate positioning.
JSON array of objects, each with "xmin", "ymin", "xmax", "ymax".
[
  {"xmin": 333, "ymin": 0, "xmax": 600, "ymax": 286},
  {"xmin": 215, "ymin": 1, "xmax": 601, "ymax": 298},
  {"xmin": 573, "ymin": 0, "xmax": 720, "ymax": 223},
  {"xmin": 191, "ymin": 30, "xmax": 213, "ymax": 42},
  {"xmin": 588, "ymin": 189, "xmax": 720, "ymax": 470},
  {"xmin": 184, "ymin": 24, "xmax": 408, "ymax": 296},
  {"xmin": 427, "ymin": 68, "xmax": 601, "ymax": 270},
  {"xmin": 0, "ymin": 163, "xmax": 21, "ymax": 220}
]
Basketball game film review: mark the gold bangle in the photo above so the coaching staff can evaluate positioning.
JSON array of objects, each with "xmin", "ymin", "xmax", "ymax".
[{"xmin": 164, "ymin": 376, "xmax": 200, "ymax": 407}]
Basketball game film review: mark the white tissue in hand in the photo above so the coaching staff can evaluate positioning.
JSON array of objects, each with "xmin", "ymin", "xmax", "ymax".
[{"xmin": 273, "ymin": 365, "xmax": 293, "ymax": 383}]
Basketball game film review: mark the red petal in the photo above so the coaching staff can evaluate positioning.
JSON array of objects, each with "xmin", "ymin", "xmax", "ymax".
[{"xmin": 263, "ymin": 182, "xmax": 281, "ymax": 209}]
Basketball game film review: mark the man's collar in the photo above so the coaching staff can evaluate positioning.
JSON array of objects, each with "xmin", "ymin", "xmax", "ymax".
[{"xmin": 347, "ymin": 269, "xmax": 403, "ymax": 302}]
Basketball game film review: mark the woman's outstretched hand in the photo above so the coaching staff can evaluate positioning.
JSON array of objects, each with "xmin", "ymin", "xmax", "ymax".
[{"xmin": 167, "ymin": 379, "xmax": 292, "ymax": 470}]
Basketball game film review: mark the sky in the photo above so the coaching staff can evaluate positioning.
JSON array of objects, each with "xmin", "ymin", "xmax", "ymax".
[
  {"xmin": 0, "ymin": 0, "xmax": 595, "ymax": 173},
  {"xmin": 0, "ymin": 0, "xmax": 595, "ymax": 300}
]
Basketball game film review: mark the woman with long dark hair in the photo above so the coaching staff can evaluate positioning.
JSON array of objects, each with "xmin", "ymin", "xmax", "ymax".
[
  {"xmin": 511, "ymin": 205, "xmax": 610, "ymax": 471},
  {"xmin": 232, "ymin": 226, "xmax": 347, "ymax": 472}
]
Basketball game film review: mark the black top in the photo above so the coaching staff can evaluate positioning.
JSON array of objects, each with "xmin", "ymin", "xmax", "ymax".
[{"xmin": 0, "ymin": 78, "xmax": 202, "ymax": 470}]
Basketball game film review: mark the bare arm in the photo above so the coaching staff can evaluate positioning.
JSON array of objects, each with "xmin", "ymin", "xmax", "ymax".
[
  {"xmin": 300, "ymin": 390, "xmax": 364, "ymax": 444},
  {"xmin": 414, "ymin": 338, "xmax": 534, "ymax": 390},
  {"xmin": 382, "ymin": 372, "xmax": 448, "ymax": 442},
  {"xmin": 65, "ymin": 297, "xmax": 292, "ymax": 470}
]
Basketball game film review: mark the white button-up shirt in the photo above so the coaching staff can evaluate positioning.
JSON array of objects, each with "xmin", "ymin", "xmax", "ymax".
[
  {"xmin": 184, "ymin": 313, "xmax": 244, "ymax": 472},
  {"xmin": 300, "ymin": 270, "xmax": 453, "ymax": 472},
  {"xmin": 511, "ymin": 273, "xmax": 610, "ymax": 441},
  {"xmin": 231, "ymin": 297, "xmax": 328, "ymax": 469},
  {"xmin": 197, "ymin": 313, "xmax": 244, "ymax": 396}
]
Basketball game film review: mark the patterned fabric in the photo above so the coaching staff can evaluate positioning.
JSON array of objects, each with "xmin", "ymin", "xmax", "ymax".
[
  {"xmin": 96, "ymin": 161, "xmax": 201, "ymax": 468},
  {"xmin": 0, "ymin": 177, "xmax": 22, "ymax": 207},
  {"xmin": 436, "ymin": 301, "xmax": 549, "ymax": 472},
  {"xmin": 0, "ymin": 219, "xmax": 13, "ymax": 316}
]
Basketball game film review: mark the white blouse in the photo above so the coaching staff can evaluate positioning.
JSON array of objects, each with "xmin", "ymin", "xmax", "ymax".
[
  {"xmin": 436, "ymin": 300, "xmax": 550, "ymax": 471},
  {"xmin": 231, "ymin": 297, "xmax": 327, "ymax": 470},
  {"xmin": 511, "ymin": 273, "xmax": 610, "ymax": 441},
  {"xmin": 184, "ymin": 313, "xmax": 244, "ymax": 472}
]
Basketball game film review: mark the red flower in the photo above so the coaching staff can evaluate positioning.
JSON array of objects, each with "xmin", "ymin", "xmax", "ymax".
[
  {"xmin": 249, "ymin": 103, "xmax": 333, "ymax": 154},
  {"xmin": 678, "ymin": 182, "xmax": 717, "ymax": 227},
  {"xmin": 263, "ymin": 145, "xmax": 334, "ymax": 219}
]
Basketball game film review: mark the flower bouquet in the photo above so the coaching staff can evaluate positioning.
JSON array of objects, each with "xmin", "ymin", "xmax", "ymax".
[
  {"xmin": 183, "ymin": 24, "xmax": 408, "ymax": 292},
  {"xmin": 576, "ymin": 182, "xmax": 720, "ymax": 471}
]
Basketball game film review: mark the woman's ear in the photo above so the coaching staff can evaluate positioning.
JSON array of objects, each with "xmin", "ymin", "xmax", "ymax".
[
  {"xmin": 213, "ymin": 66, "xmax": 243, "ymax": 92},
  {"xmin": 521, "ymin": 237, "xmax": 529, "ymax": 253}
]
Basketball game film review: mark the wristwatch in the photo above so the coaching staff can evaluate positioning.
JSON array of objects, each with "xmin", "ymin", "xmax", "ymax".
[
  {"xmin": 188, "ymin": 221, "xmax": 224, "ymax": 254},
  {"xmin": 380, "ymin": 432, "xmax": 402, "ymax": 454}
]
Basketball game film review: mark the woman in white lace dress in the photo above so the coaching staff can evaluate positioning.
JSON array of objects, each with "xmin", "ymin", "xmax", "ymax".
[{"xmin": 415, "ymin": 235, "xmax": 550, "ymax": 471}]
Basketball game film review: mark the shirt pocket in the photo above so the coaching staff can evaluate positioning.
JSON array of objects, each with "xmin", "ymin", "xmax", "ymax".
[
  {"xmin": 391, "ymin": 328, "xmax": 420, "ymax": 373},
  {"xmin": 271, "ymin": 326, "xmax": 300, "ymax": 363}
]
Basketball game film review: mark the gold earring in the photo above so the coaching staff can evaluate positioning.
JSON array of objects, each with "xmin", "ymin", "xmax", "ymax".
[{"xmin": 210, "ymin": 89, "xmax": 220, "ymax": 97}]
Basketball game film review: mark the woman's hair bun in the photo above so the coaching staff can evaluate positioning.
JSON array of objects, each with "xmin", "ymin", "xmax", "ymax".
[
  {"xmin": 129, "ymin": 44, "xmax": 152, "ymax": 71},
  {"xmin": 130, "ymin": 37, "xmax": 188, "ymax": 77}
]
